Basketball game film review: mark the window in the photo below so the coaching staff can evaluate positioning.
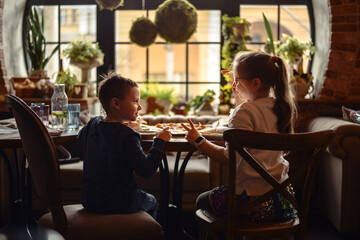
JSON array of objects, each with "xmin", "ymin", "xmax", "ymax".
[
  {"xmin": 25, "ymin": 0, "xmax": 313, "ymax": 102},
  {"xmin": 114, "ymin": 9, "xmax": 221, "ymax": 101},
  {"xmin": 28, "ymin": 4, "xmax": 97, "ymax": 85}
]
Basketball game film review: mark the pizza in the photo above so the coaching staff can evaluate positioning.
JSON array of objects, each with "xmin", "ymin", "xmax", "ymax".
[{"xmin": 155, "ymin": 122, "xmax": 207, "ymax": 132}]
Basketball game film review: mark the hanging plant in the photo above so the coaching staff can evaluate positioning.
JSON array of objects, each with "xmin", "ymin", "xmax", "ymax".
[
  {"xmin": 155, "ymin": 0, "xmax": 197, "ymax": 43},
  {"xmin": 129, "ymin": 17, "xmax": 158, "ymax": 47},
  {"xmin": 95, "ymin": 0, "xmax": 124, "ymax": 11}
]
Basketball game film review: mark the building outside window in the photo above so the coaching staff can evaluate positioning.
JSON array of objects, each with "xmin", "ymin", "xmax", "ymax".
[{"xmin": 25, "ymin": 0, "xmax": 313, "ymax": 104}]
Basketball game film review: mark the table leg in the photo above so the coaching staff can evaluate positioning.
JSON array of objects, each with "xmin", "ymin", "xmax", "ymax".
[
  {"xmin": 0, "ymin": 149, "xmax": 32, "ymax": 239},
  {"xmin": 158, "ymin": 153, "xmax": 169, "ymax": 227},
  {"xmin": 160, "ymin": 151, "xmax": 194, "ymax": 240},
  {"xmin": 0, "ymin": 149, "xmax": 36, "ymax": 238}
]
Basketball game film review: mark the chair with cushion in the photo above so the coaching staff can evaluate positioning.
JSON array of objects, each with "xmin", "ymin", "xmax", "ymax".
[
  {"xmin": 196, "ymin": 128, "xmax": 335, "ymax": 240},
  {"xmin": 5, "ymin": 94, "xmax": 163, "ymax": 240}
]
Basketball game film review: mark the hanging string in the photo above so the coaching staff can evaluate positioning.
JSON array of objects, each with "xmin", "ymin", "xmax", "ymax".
[{"xmin": 142, "ymin": 0, "xmax": 145, "ymax": 10}]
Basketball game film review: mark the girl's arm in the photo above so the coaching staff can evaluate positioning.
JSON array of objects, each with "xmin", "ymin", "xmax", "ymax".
[
  {"xmin": 181, "ymin": 119, "xmax": 228, "ymax": 164},
  {"xmin": 196, "ymin": 139, "xmax": 228, "ymax": 164}
]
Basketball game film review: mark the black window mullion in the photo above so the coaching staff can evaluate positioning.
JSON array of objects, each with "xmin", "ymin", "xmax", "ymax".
[
  {"xmin": 97, "ymin": 6, "xmax": 114, "ymax": 82},
  {"xmin": 277, "ymin": 4, "xmax": 281, "ymax": 41},
  {"xmin": 58, "ymin": 5, "xmax": 61, "ymax": 66},
  {"xmin": 185, "ymin": 43, "xmax": 189, "ymax": 101}
]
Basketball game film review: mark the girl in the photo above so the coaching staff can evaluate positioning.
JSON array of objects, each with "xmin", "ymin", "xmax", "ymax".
[{"xmin": 182, "ymin": 51, "xmax": 297, "ymax": 221}]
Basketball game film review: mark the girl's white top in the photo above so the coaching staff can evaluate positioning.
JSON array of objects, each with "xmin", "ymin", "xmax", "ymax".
[{"xmin": 223, "ymin": 97, "xmax": 289, "ymax": 196}]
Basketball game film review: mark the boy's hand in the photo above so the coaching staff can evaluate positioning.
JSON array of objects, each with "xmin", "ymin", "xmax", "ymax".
[
  {"xmin": 156, "ymin": 127, "xmax": 171, "ymax": 142},
  {"xmin": 181, "ymin": 119, "xmax": 201, "ymax": 146}
]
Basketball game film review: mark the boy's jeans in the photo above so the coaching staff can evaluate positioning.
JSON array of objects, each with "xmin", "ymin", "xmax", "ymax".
[{"xmin": 130, "ymin": 189, "xmax": 158, "ymax": 219}]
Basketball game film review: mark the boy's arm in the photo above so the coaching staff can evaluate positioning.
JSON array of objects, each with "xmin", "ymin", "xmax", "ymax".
[{"xmin": 125, "ymin": 132, "xmax": 166, "ymax": 178}]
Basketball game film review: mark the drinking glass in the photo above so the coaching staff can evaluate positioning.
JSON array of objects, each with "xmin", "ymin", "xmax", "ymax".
[{"xmin": 67, "ymin": 104, "xmax": 80, "ymax": 130}]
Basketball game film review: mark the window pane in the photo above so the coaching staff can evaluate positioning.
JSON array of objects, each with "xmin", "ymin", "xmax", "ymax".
[
  {"xmin": 45, "ymin": 44, "xmax": 59, "ymax": 79},
  {"xmin": 139, "ymin": 83, "xmax": 187, "ymax": 102},
  {"xmin": 188, "ymin": 84, "xmax": 220, "ymax": 103},
  {"xmin": 115, "ymin": 44, "xmax": 146, "ymax": 81},
  {"xmin": 60, "ymin": 5, "xmax": 96, "ymax": 42},
  {"xmin": 148, "ymin": 44, "xmax": 186, "ymax": 83},
  {"xmin": 188, "ymin": 44, "xmax": 220, "ymax": 83},
  {"xmin": 245, "ymin": 44, "xmax": 266, "ymax": 52},
  {"xmin": 280, "ymin": 6, "xmax": 310, "ymax": 41},
  {"xmin": 42, "ymin": 6, "xmax": 59, "ymax": 42},
  {"xmin": 115, "ymin": 10, "xmax": 146, "ymax": 42},
  {"xmin": 188, "ymin": 10, "xmax": 221, "ymax": 42},
  {"xmin": 240, "ymin": 5, "xmax": 278, "ymax": 42}
]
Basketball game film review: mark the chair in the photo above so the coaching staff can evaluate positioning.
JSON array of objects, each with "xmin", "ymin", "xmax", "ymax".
[
  {"xmin": 5, "ymin": 95, "xmax": 163, "ymax": 240},
  {"xmin": 196, "ymin": 128, "xmax": 335, "ymax": 240}
]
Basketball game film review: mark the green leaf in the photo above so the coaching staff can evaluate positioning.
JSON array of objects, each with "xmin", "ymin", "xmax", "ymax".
[
  {"xmin": 25, "ymin": 7, "xmax": 57, "ymax": 70},
  {"xmin": 262, "ymin": 13, "xmax": 275, "ymax": 55},
  {"xmin": 43, "ymin": 44, "xmax": 60, "ymax": 69}
]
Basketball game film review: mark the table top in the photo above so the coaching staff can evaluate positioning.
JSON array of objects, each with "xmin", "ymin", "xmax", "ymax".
[
  {"xmin": 0, "ymin": 118, "xmax": 79, "ymax": 149},
  {"xmin": 0, "ymin": 118, "xmax": 225, "ymax": 150},
  {"xmin": 0, "ymin": 130, "xmax": 79, "ymax": 149}
]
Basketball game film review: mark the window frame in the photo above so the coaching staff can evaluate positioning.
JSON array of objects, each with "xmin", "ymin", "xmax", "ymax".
[{"xmin": 25, "ymin": 0, "xmax": 314, "ymax": 100}]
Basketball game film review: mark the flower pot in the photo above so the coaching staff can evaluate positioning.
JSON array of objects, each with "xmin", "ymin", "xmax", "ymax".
[
  {"xmin": 29, "ymin": 69, "xmax": 48, "ymax": 78},
  {"xmin": 70, "ymin": 54, "xmax": 104, "ymax": 70},
  {"xmin": 233, "ymin": 23, "xmax": 245, "ymax": 38},
  {"xmin": 292, "ymin": 82, "xmax": 314, "ymax": 99},
  {"xmin": 70, "ymin": 54, "xmax": 104, "ymax": 83},
  {"xmin": 140, "ymin": 97, "xmax": 171, "ymax": 115}
]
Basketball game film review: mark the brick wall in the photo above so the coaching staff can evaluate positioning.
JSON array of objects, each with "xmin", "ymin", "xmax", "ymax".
[
  {"xmin": 319, "ymin": 0, "xmax": 360, "ymax": 100},
  {"xmin": 0, "ymin": 0, "xmax": 7, "ymax": 95}
]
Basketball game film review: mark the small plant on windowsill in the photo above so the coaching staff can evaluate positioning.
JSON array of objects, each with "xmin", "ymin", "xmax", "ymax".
[
  {"xmin": 263, "ymin": 13, "xmax": 316, "ymax": 98},
  {"xmin": 52, "ymin": 68, "xmax": 80, "ymax": 97},
  {"xmin": 188, "ymin": 89, "xmax": 216, "ymax": 111},
  {"xmin": 140, "ymin": 84, "xmax": 178, "ymax": 115}
]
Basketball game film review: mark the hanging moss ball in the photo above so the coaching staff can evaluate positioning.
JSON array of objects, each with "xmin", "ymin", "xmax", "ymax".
[
  {"xmin": 129, "ymin": 17, "xmax": 158, "ymax": 47},
  {"xmin": 95, "ymin": 0, "xmax": 124, "ymax": 11},
  {"xmin": 155, "ymin": 0, "xmax": 197, "ymax": 43}
]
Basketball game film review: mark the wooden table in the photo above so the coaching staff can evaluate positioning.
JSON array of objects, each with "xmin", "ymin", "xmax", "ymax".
[
  {"xmin": 0, "ymin": 125, "xmax": 78, "ymax": 235},
  {"xmin": 141, "ymin": 134, "xmax": 224, "ymax": 240}
]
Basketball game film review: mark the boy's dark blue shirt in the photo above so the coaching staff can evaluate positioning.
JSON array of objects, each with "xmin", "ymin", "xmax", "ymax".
[{"xmin": 77, "ymin": 116, "xmax": 166, "ymax": 214}]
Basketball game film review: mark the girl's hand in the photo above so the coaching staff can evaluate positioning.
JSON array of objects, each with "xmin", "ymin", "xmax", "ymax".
[
  {"xmin": 156, "ymin": 127, "xmax": 172, "ymax": 142},
  {"xmin": 181, "ymin": 119, "xmax": 202, "ymax": 146}
]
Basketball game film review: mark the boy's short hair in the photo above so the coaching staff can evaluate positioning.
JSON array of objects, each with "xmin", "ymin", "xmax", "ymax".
[{"xmin": 98, "ymin": 71, "xmax": 138, "ymax": 113}]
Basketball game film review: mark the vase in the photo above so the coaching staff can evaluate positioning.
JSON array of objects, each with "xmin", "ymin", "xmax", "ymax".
[{"xmin": 70, "ymin": 54, "xmax": 104, "ymax": 83}]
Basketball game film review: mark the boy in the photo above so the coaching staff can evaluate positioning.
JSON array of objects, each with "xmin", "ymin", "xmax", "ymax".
[{"xmin": 77, "ymin": 72, "xmax": 171, "ymax": 219}]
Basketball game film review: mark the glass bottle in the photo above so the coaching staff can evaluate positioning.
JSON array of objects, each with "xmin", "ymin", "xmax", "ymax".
[{"xmin": 51, "ymin": 84, "xmax": 68, "ymax": 130}]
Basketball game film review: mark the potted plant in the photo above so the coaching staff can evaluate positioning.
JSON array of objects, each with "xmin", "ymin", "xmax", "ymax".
[
  {"xmin": 220, "ymin": 14, "xmax": 250, "ymax": 110},
  {"xmin": 263, "ymin": 13, "xmax": 316, "ymax": 98},
  {"xmin": 221, "ymin": 14, "xmax": 251, "ymax": 76},
  {"xmin": 188, "ymin": 89, "xmax": 216, "ymax": 111},
  {"xmin": 25, "ymin": 7, "xmax": 59, "ymax": 78},
  {"xmin": 53, "ymin": 68, "xmax": 80, "ymax": 97},
  {"xmin": 62, "ymin": 36, "xmax": 104, "ymax": 83},
  {"xmin": 140, "ymin": 84, "xmax": 178, "ymax": 115}
]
